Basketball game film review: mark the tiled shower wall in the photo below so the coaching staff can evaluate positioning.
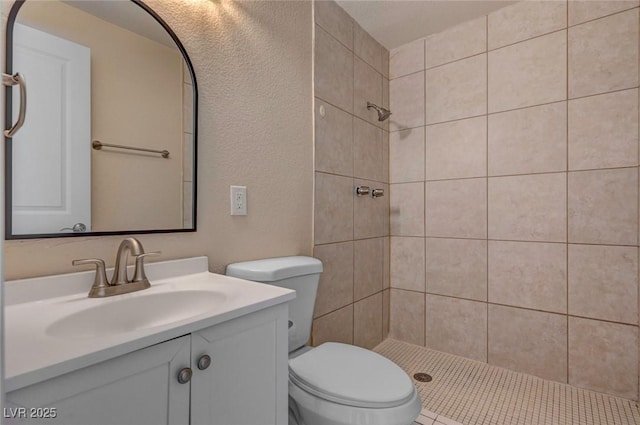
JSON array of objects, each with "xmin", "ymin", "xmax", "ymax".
[
  {"xmin": 388, "ymin": 0, "xmax": 640, "ymax": 400},
  {"xmin": 311, "ymin": 0, "xmax": 391, "ymax": 350}
]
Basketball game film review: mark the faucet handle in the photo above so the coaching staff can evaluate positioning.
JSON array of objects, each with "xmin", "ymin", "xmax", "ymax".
[
  {"xmin": 72, "ymin": 258, "xmax": 110, "ymax": 298},
  {"xmin": 132, "ymin": 251, "xmax": 161, "ymax": 284}
]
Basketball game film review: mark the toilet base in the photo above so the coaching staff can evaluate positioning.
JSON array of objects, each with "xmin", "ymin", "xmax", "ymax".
[{"xmin": 288, "ymin": 379, "xmax": 421, "ymax": 425}]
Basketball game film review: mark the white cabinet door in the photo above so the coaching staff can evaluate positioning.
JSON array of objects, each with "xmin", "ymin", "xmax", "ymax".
[
  {"xmin": 6, "ymin": 335, "xmax": 191, "ymax": 425},
  {"xmin": 190, "ymin": 305, "xmax": 289, "ymax": 425}
]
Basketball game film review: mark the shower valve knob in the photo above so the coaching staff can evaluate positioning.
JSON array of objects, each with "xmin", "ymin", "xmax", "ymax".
[
  {"xmin": 371, "ymin": 188, "xmax": 385, "ymax": 198},
  {"xmin": 355, "ymin": 186, "xmax": 370, "ymax": 196}
]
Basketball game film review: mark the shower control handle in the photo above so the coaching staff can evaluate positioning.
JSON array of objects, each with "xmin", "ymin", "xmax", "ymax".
[
  {"xmin": 372, "ymin": 188, "xmax": 384, "ymax": 198},
  {"xmin": 355, "ymin": 186, "xmax": 370, "ymax": 196}
]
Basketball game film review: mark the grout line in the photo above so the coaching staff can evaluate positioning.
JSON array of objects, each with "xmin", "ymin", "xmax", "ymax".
[
  {"xmin": 391, "ymin": 85, "xmax": 637, "ymax": 136},
  {"xmin": 567, "ymin": 5, "xmax": 640, "ymax": 29},
  {"xmin": 423, "ymin": 32, "xmax": 428, "ymax": 351},
  {"xmin": 395, "ymin": 165, "xmax": 640, "ymax": 185},
  {"xmin": 351, "ymin": 32, "xmax": 356, "ymax": 346},
  {"xmin": 485, "ymin": 17, "xmax": 490, "ymax": 365},
  {"xmin": 565, "ymin": 2, "xmax": 570, "ymax": 385}
]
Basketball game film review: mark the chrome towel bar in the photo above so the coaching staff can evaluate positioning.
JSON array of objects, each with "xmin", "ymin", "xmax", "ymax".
[
  {"xmin": 3, "ymin": 72, "xmax": 27, "ymax": 137},
  {"xmin": 92, "ymin": 140, "xmax": 169, "ymax": 158}
]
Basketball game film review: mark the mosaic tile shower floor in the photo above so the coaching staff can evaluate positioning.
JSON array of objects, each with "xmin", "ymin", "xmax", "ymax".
[{"xmin": 373, "ymin": 339, "xmax": 640, "ymax": 425}]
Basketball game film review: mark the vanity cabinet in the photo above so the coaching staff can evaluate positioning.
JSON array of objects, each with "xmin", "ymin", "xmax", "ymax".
[{"xmin": 5, "ymin": 304, "xmax": 289, "ymax": 425}]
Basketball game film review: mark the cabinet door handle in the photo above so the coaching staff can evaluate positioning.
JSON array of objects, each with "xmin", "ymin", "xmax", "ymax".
[
  {"xmin": 177, "ymin": 367, "xmax": 192, "ymax": 384},
  {"xmin": 197, "ymin": 354, "xmax": 211, "ymax": 370}
]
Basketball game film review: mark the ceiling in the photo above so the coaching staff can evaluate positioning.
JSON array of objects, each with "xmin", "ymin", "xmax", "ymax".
[{"xmin": 335, "ymin": 0, "xmax": 517, "ymax": 50}]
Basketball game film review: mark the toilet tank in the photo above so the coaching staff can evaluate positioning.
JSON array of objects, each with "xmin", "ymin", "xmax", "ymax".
[{"xmin": 226, "ymin": 256, "xmax": 323, "ymax": 352}]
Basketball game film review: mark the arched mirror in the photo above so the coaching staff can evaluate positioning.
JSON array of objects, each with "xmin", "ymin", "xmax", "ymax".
[{"xmin": 4, "ymin": 0, "xmax": 197, "ymax": 239}]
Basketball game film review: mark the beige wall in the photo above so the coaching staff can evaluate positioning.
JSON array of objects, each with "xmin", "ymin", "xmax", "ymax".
[
  {"xmin": 2, "ymin": 0, "xmax": 313, "ymax": 279},
  {"xmin": 311, "ymin": 0, "xmax": 390, "ymax": 350},
  {"xmin": 388, "ymin": 0, "xmax": 640, "ymax": 401},
  {"xmin": 18, "ymin": 0, "xmax": 184, "ymax": 231}
]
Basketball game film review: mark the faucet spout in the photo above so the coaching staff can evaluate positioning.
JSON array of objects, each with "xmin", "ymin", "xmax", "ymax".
[{"xmin": 111, "ymin": 237, "xmax": 145, "ymax": 285}]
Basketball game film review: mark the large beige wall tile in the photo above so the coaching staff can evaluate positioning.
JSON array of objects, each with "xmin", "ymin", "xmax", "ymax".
[
  {"xmin": 315, "ymin": 24, "xmax": 353, "ymax": 113},
  {"xmin": 354, "ymin": 57, "xmax": 383, "ymax": 126},
  {"xmin": 488, "ymin": 241, "xmax": 567, "ymax": 313},
  {"xmin": 426, "ymin": 16, "xmax": 487, "ymax": 69},
  {"xmin": 313, "ymin": 241, "xmax": 354, "ymax": 318},
  {"xmin": 568, "ymin": 168, "xmax": 638, "ymax": 245},
  {"xmin": 354, "ymin": 22, "xmax": 383, "ymax": 74},
  {"xmin": 315, "ymin": 172, "xmax": 353, "ymax": 244},
  {"xmin": 390, "ymin": 236, "xmax": 426, "ymax": 292},
  {"xmin": 354, "ymin": 292, "xmax": 383, "ymax": 349},
  {"xmin": 314, "ymin": 0, "xmax": 353, "ymax": 50},
  {"xmin": 354, "ymin": 238, "xmax": 384, "ymax": 301},
  {"xmin": 390, "ymin": 72, "xmax": 425, "ymax": 131},
  {"xmin": 354, "ymin": 179, "xmax": 387, "ymax": 239},
  {"xmin": 383, "ymin": 237, "xmax": 390, "ymax": 289},
  {"xmin": 488, "ymin": 1, "xmax": 567, "ymax": 50},
  {"xmin": 488, "ymin": 102, "xmax": 567, "ymax": 176},
  {"xmin": 568, "ymin": 9, "xmax": 639, "ymax": 99},
  {"xmin": 354, "ymin": 119, "xmax": 383, "ymax": 182},
  {"xmin": 382, "ymin": 289, "xmax": 390, "ymax": 338},
  {"xmin": 488, "ymin": 173, "xmax": 566, "ymax": 242},
  {"xmin": 182, "ymin": 182, "xmax": 193, "ymax": 228},
  {"xmin": 390, "ymin": 289, "xmax": 425, "ymax": 346},
  {"xmin": 312, "ymin": 304, "xmax": 353, "ymax": 346},
  {"xmin": 489, "ymin": 31, "xmax": 566, "ymax": 113},
  {"xmin": 426, "ymin": 54, "xmax": 487, "ymax": 124},
  {"xmin": 183, "ymin": 133, "xmax": 194, "ymax": 181},
  {"xmin": 568, "ymin": 89, "xmax": 639, "ymax": 170},
  {"xmin": 426, "ymin": 238, "xmax": 487, "ymax": 302},
  {"xmin": 569, "ymin": 317, "xmax": 638, "ymax": 399},
  {"xmin": 390, "ymin": 183, "xmax": 425, "ymax": 236},
  {"xmin": 426, "ymin": 116, "xmax": 487, "ymax": 180},
  {"xmin": 382, "ymin": 49, "xmax": 389, "ymax": 79},
  {"xmin": 426, "ymin": 295, "xmax": 487, "ymax": 362},
  {"xmin": 390, "ymin": 38, "xmax": 425, "ymax": 79},
  {"xmin": 390, "ymin": 127, "xmax": 425, "ymax": 183},
  {"xmin": 568, "ymin": 244, "xmax": 638, "ymax": 324},
  {"xmin": 569, "ymin": 0, "xmax": 639, "ymax": 27},
  {"xmin": 382, "ymin": 130, "xmax": 389, "ymax": 182},
  {"xmin": 315, "ymin": 99, "xmax": 353, "ymax": 176},
  {"xmin": 426, "ymin": 178, "xmax": 487, "ymax": 239},
  {"xmin": 489, "ymin": 305, "xmax": 567, "ymax": 382},
  {"xmin": 183, "ymin": 80, "xmax": 193, "ymax": 134}
]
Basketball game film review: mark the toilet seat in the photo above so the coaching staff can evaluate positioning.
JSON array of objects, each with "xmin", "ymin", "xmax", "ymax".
[{"xmin": 288, "ymin": 342, "xmax": 415, "ymax": 409}]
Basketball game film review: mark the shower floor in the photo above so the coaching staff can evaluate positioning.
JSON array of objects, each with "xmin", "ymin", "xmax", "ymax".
[{"xmin": 373, "ymin": 339, "xmax": 640, "ymax": 425}]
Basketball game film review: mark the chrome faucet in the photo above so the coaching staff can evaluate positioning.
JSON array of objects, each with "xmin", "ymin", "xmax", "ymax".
[{"xmin": 72, "ymin": 237, "xmax": 160, "ymax": 298}]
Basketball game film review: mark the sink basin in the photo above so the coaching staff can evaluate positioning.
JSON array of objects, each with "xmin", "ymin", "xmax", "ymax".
[{"xmin": 46, "ymin": 290, "xmax": 225, "ymax": 338}]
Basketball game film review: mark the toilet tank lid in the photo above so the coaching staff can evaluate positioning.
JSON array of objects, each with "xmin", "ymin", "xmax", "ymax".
[{"xmin": 226, "ymin": 256, "xmax": 323, "ymax": 282}]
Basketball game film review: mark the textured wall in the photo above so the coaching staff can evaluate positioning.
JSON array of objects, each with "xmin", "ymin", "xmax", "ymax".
[
  {"xmin": 311, "ymin": 0, "xmax": 390, "ymax": 350},
  {"xmin": 2, "ymin": 0, "xmax": 313, "ymax": 279},
  {"xmin": 388, "ymin": 0, "xmax": 640, "ymax": 400}
]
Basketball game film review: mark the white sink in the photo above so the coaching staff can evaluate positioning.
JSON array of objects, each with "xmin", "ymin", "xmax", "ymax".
[
  {"xmin": 46, "ymin": 290, "xmax": 227, "ymax": 338},
  {"xmin": 4, "ymin": 256, "xmax": 296, "ymax": 392}
]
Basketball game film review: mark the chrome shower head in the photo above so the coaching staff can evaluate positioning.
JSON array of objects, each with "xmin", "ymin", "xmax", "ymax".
[{"xmin": 367, "ymin": 102, "xmax": 392, "ymax": 122}]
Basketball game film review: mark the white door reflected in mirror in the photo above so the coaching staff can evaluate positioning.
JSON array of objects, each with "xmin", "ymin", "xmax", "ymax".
[{"xmin": 12, "ymin": 23, "xmax": 91, "ymax": 235}]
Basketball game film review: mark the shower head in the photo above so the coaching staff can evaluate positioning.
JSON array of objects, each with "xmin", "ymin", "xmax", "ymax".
[{"xmin": 367, "ymin": 102, "xmax": 392, "ymax": 122}]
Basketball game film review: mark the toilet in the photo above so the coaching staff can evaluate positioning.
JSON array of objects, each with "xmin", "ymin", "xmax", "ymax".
[{"xmin": 226, "ymin": 256, "xmax": 421, "ymax": 425}]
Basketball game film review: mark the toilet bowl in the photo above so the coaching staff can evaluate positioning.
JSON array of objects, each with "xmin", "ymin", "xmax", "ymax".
[{"xmin": 226, "ymin": 256, "xmax": 421, "ymax": 425}]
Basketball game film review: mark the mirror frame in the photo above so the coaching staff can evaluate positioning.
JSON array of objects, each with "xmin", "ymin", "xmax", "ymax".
[{"xmin": 4, "ymin": 0, "xmax": 198, "ymax": 240}]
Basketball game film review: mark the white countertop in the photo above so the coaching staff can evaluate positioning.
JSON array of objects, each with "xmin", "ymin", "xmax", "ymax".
[{"xmin": 4, "ymin": 256, "xmax": 295, "ymax": 392}]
